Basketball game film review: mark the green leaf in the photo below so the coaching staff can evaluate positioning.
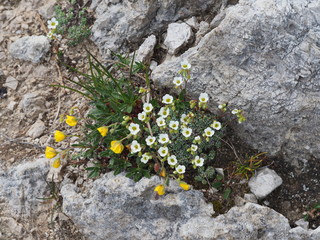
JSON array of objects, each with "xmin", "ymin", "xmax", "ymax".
[
  {"xmin": 212, "ymin": 182, "xmax": 222, "ymax": 189},
  {"xmin": 223, "ymin": 188, "xmax": 232, "ymax": 200}
]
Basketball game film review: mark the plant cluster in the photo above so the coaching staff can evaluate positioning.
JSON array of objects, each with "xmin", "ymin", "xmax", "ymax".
[
  {"xmin": 46, "ymin": 53, "xmax": 246, "ymax": 196},
  {"xmin": 46, "ymin": 0, "xmax": 92, "ymax": 46}
]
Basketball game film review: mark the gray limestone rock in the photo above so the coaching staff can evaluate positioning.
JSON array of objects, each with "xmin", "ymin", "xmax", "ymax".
[
  {"xmin": 151, "ymin": 0, "xmax": 320, "ymax": 165},
  {"xmin": 26, "ymin": 119, "xmax": 46, "ymax": 138},
  {"xmin": 61, "ymin": 172, "xmax": 319, "ymax": 240},
  {"xmin": 3, "ymin": 76, "xmax": 18, "ymax": 90},
  {"xmin": 21, "ymin": 92, "xmax": 47, "ymax": 120},
  {"xmin": 37, "ymin": 0, "xmax": 57, "ymax": 19},
  {"xmin": 0, "ymin": 158, "xmax": 50, "ymax": 219},
  {"xmin": 135, "ymin": 35, "xmax": 157, "ymax": 63},
  {"xmin": 248, "ymin": 168, "xmax": 283, "ymax": 199},
  {"xmin": 195, "ymin": 21, "xmax": 210, "ymax": 45},
  {"xmin": 90, "ymin": 0, "xmax": 221, "ymax": 56},
  {"xmin": 164, "ymin": 22, "xmax": 194, "ymax": 55},
  {"xmin": 9, "ymin": 35, "xmax": 50, "ymax": 63},
  {"xmin": 61, "ymin": 172, "xmax": 214, "ymax": 240}
]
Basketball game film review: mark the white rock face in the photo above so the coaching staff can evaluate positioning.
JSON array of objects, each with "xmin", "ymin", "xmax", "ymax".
[
  {"xmin": 164, "ymin": 22, "xmax": 193, "ymax": 55},
  {"xmin": 61, "ymin": 172, "xmax": 319, "ymax": 240},
  {"xmin": 249, "ymin": 168, "xmax": 283, "ymax": 199},
  {"xmin": 135, "ymin": 35, "xmax": 157, "ymax": 63},
  {"xmin": 9, "ymin": 36, "xmax": 50, "ymax": 63},
  {"xmin": 152, "ymin": 0, "xmax": 320, "ymax": 166}
]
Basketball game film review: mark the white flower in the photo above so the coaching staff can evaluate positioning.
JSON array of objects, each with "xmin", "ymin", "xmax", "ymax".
[
  {"xmin": 131, "ymin": 140, "xmax": 142, "ymax": 153},
  {"xmin": 138, "ymin": 112, "xmax": 146, "ymax": 121},
  {"xmin": 143, "ymin": 103, "xmax": 153, "ymax": 113},
  {"xmin": 168, "ymin": 155, "xmax": 178, "ymax": 166},
  {"xmin": 158, "ymin": 107, "xmax": 170, "ymax": 118},
  {"xmin": 194, "ymin": 136, "xmax": 201, "ymax": 141},
  {"xmin": 156, "ymin": 117, "xmax": 166, "ymax": 127},
  {"xmin": 169, "ymin": 121, "xmax": 179, "ymax": 130},
  {"xmin": 54, "ymin": 34, "xmax": 62, "ymax": 41},
  {"xmin": 191, "ymin": 144, "xmax": 198, "ymax": 152},
  {"xmin": 180, "ymin": 114, "xmax": 189, "ymax": 124},
  {"xmin": 181, "ymin": 60, "xmax": 191, "ymax": 69},
  {"xmin": 176, "ymin": 165, "xmax": 186, "ymax": 174},
  {"xmin": 158, "ymin": 133, "xmax": 170, "ymax": 144},
  {"xmin": 158, "ymin": 147, "xmax": 169, "ymax": 157},
  {"xmin": 232, "ymin": 109, "xmax": 239, "ymax": 115},
  {"xmin": 218, "ymin": 104, "xmax": 224, "ymax": 109},
  {"xmin": 162, "ymin": 94, "xmax": 173, "ymax": 104},
  {"xmin": 199, "ymin": 93, "xmax": 209, "ymax": 103},
  {"xmin": 47, "ymin": 17, "xmax": 59, "ymax": 29},
  {"xmin": 47, "ymin": 31, "xmax": 54, "ymax": 39},
  {"xmin": 182, "ymin": 127, "xmax": 192, "ymax": 138},
  {"xmin": 211, "ymin": 120, "xmax": 222, "ymax": 130},
  {"xmin": 194, "ymin": 156, "xmax": 204, "ymax": 167},
  {"xmin": 141, "ymin": 153, "xmax": 152, "ymax": 164},
  {"xmin": 173, "ymin": 77, "xmax": 183, "ymax": 86},
  {"xmin": 146, "ymin": 136, "xmax": 156, "ymax": 146},
  {"xmin": 204, "ymin": 127, "xmax": 215, "ymax": 137},
  {"xmin": 128, "ymin": 123, "xmax": 140, "ymax": 135}
]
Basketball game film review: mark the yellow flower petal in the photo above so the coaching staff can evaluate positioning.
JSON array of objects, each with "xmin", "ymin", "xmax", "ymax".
[
  {"xmin": 54, "ymin": 130, "xmax": 67, "ymax": 142},
  {"xmin": 45, "ymin": 146, "xmax": 57, "ymax": 159},
  {"xmin": 179, "ymin": 181, "xmax": 190, "ymax": 191},
  {"xmin": 97, "ymin": 126, "xmax": 108, "ymax": 137},
  {"xmin": 160, "ymin": 168, "xmax": 166, "ymax": 177},
  {"xmin": 110, "ymin": 140, "xmax": 124, "ymax": 154},
  {"xmin": 154, "ymin": 184, "xmax": 165, "ymax": 195},
  {"xmin": 66, "ymin": 115, "xmax": 78, "ymax": 126},
  {"xmin": 52, "ymin": 158, "xmax": 61, "ymax": 168}
]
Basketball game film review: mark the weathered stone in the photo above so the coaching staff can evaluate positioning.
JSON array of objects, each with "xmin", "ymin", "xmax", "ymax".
[
  {"xmin": 244, "ymin": 193, "xmax": 258, "ymax": 204},
  {"xmin": 61, "ymin": 172, "xmax": 214, "ymax": 240},
  {"xmin": 135, "ymin": 35, "xmax": 157, "ymax": 63},
  {"xmin": 3, "ymin": 76, "xmax": 18, "ymax": 90},
  {"xmin": 37, "ymin": 0, "xmax": 57, "ymax": 19},
  {"xmin": 151, "ymin": 0, "xmax": 320, "ymax": 165},
  {"xmin": 90, "ymin": 0, "xmax": 221, "ymax": 56},
  {"xmin": 164, "ymin": 22, "xmax": 193, "ymax": 55},
  {"xmin": 21, "ymin": 92, "xmax": 47, "ymax": 120},
  {"xmin": 0, "ymin": 158, "xmax": 50, "ymax": 219},
  {"xmin": 195, "ymin": 21, "xmax": 210, "ymax": 45},
  {"xmin": 9, "ymin": 35, "xmax": 50, "ymax": 63},
  {"xmin": 26, "ymin": 119, "xmax": 46, "ymax": 138},
  {"xmin": 186, "ymin": 16, "xmax": 199, "ymax": 30},
  {"xmin": 61, "ymin": 172, "xmax": 320, "ymax": 240},
  {"xmin": 249, "ymin": 168, "xmax": 283, "ymax": 199},
  {"xmin": 295, "ymin": 218, "xmax": 309, "ymax": 230}
]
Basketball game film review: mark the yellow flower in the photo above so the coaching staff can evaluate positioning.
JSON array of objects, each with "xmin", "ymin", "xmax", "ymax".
[
  {"xmin": 160, "ymin": 168, "xmax": 166, "ymax": 177},
  {"xmin": 154, "ymin": 184, "xmax": 165, "ymax": 195},
  {"xmin": 54, "ymin": 130, "xmax": 67, "ymax": 142},
  {"xmin": 179, "ymin": 181, "xmax": 190, "ymax": 191},
  {"xmin": 52, "ymin": 158, "xmax": 61, "ymax": 168},
  {"xmin": 45, "ymin": 146, "xmax": 57, "ymax": 159},
  {"xmin": 110, "ymin": 140, "xmax": 124, "ymax": 154},
  {"xmin": 97, "ymin": 126, "xmax": 108, "ymax": 137},
  {"xmin": 66, "ymin": 115, "xmax": 78, "ymax": 126}
]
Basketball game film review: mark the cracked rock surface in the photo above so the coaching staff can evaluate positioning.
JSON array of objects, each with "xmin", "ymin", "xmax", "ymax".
[
  {"xmin": 61, "ymin": 172, "xmax": 320, "ymax": 240},
  {"xmin": 152, "ymin": 0, "xmax": 320, "ymax": 166}
]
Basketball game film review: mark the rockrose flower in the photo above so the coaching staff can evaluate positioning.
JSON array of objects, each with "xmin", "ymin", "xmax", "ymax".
[
  {"xmin": 97, "ymin": 126, "xmax": 108, "ymax": 137},
  {"xmin": 45, "ymin": 146, "xmax": 57, "ymax": 159},
  {"xmin": 66, "ymin": 115, "xmax": 78, "ymax": 126},
  {"xmin": 54, "ymin": 130, "xmax": 67, "ymax": 142},
  {"xmin": 110, "ymin": 141, "xmax": 124, "ymax": 154}
]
